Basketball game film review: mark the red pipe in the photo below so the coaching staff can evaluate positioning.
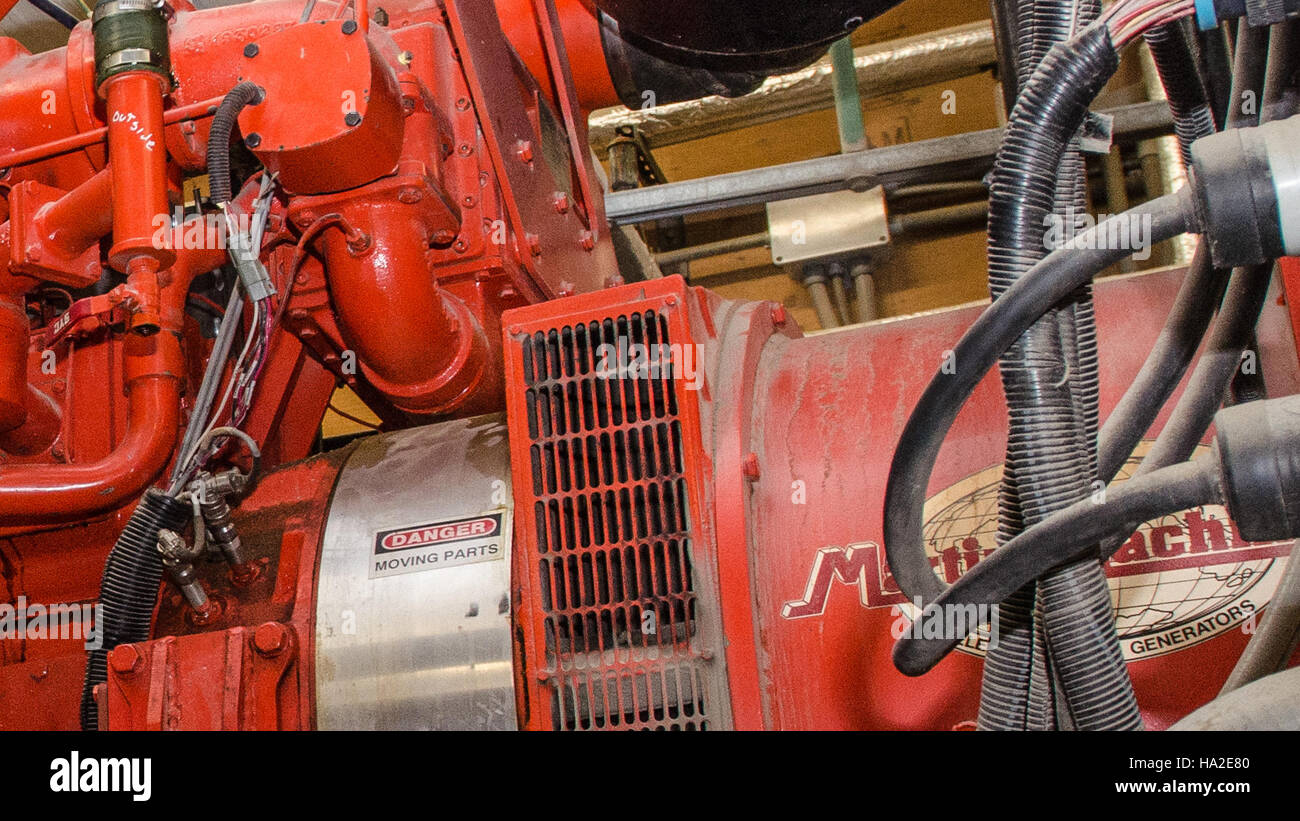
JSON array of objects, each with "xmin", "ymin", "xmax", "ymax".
[
  {"xmin": 38, "ymin": 168, "xmax": 114, "ymax": 257},
  {"xmin": 0, "ymin": 232, "xmax": 225, "ymax": 524},
  {"xmin": 102, "ymin": 71, "xmax": 173, "ymax": 273},
  {"xmin": 318, "ymin": 203, "xmax": 489, "ymax": 415}
]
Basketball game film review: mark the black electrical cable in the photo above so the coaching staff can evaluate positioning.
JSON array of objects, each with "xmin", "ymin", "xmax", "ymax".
[
  {"xmin": 1097, "ymin": 245, "xmax": 1229, "ymax": 483},
  {"xmin": 206, "ymin": 81, "xmax": 264, "ymax": 208},
  {"xmin": 1123, "ymin": 22, "xmax": 1282, "ymax": 480},
  {"xmin": 1194, "ymin": 24, "xmax": 1234, "ymax": 128},
  {"xmin": 29, "ymin": 0, "xmax": 78, "ymax": 29},
  {"xmin": 1143, "ymin": 20, "xmax": 1216, "ymax": 164},
  {"xmin": 1095, "ymin": 19, "xmax": 1282, "ymax": 487},
  {"xmin": 882, "ymin": 191, "xmax": 1192, "ymax": 604},
  {"xmin": 893, "ymin": 457, "xmax": 1221, "ymax": 675},
  {"xmin": 1261, "ymin": 19, "xmax": 1300, "ymax": 125},
  {"xmin": 80, "ymin": 489, "xmax": 190, "ymax": 730},
  {"xmin": 989, "ymin": 0, "xmax": 1022, "ymax": 115}
]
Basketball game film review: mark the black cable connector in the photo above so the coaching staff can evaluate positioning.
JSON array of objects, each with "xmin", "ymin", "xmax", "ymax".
[{"xmin": 1188, "ymin": 113, "xmax": 1300, "ymax": 267}]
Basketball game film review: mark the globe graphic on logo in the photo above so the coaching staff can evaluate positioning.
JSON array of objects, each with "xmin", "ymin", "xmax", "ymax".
[{"xmin": 921, "ymin": 447, "xmax": 1287, "ymax": 660}]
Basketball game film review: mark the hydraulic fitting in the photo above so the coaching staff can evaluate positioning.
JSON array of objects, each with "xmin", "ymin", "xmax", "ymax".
[{"xmin": 157, "ymin": 528, "xmax": 215, "ymax": 620}]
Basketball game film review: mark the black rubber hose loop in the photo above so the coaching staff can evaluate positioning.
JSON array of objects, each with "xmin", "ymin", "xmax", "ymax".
[{"xmin": 881, "ymin": 191, "xmax": 1191, "ymax": 603}]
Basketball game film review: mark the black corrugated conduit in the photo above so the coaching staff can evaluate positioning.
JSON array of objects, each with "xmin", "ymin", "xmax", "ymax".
[
  {"xmin": 980, "ymin": 0, "xmax": 1105, "ymax": 734},
  {"xmin": 206, "ymin": 81, "xmax": 264, "ymax": 208},
  {"xmin": 1144, "ymin": 20, "xmax": 1217, "ymax": 164},
  {"xmin": 980, "ymin": 15, "xmax": 1142, "ymax": 730},
  {"xmin": 80, "ymin": 489, "xmax": 190, "ymax": 730}
]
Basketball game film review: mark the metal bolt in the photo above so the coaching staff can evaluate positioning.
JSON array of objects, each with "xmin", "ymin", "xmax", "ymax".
[
  {"xmin": 453, "ymin": 239, "xmax": 467, "ymax": 253},
  {"xmin": 578, "ymin": 230, "xmax": 595, "ymax": 251},
  {"xmin": 397, "ymin": 187, "xmax": 422, "ymax": 204},
  {"xmin": 431, "ymin": 229, "xmax": 456, "ymax": 246},
  {"xmin": 51, "ymin": 378, "xmax": 66, "ymax": 395},
  {"xmin": 253, "ymin": 622, "xmax": 289, "ymax": 656},
  {"xmin": 552, "ymin": 192, "xmax": 570, "ymax": 214},
  {"xmin": 770, "ymin": 302, "xmax": 788, "ymax": 327},
  {"xmin": 341, "ymin": 19, "xmax": 358, "ymax": 34},
  {"xmin": 516, "ymin": 140, "xmax": 534, "ymax": 164},
  {"xmin": 109, "ymin": 644, "xmax": 142, "ymax": 675},
  {"xmin": 243, "ymin": 42, "xmax": 258, "ymax": 58},
  {"xmin": 741, "ymin": 452, "xmax": 761, "ymax": 481},
  {"xmin": 458, "ymin": 143, "xmax": 473, "ymax": 157},
  {"xmin": 245, "ymin": 132, "xmax": 262, "ymax": 149},
  {"xmin": 344, "ymin": 111, "xmax": 361, "ymax": 127},
  {"xmin": 51, "ymin": 442, "xmax": 65, "ymax": 461},
  {"xmin": 455, "ymin": 97, "xmax": 470, "ymax": 111},
  {"xmin": 462, "ymin": 195, "xmax": 476, "ymax": 208},
  {"xmin": 526, "ymin": 233, "xmax": 541, "ymax": 256}
]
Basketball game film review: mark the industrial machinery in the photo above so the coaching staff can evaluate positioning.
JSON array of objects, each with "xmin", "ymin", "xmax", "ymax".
[{"xmin": 0, "ymin": 0, "xmax": 1298, "ymax": 731}]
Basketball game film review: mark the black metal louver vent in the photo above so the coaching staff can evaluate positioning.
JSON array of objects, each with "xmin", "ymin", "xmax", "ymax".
[{"xmin": 518, "ymin": 309, "xmax": 713, "ymax": 730}]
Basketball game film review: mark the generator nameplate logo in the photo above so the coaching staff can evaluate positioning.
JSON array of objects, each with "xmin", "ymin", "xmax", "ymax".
[
  {"xmin": 370, "ymin": 510, "xmax": 509, "ymax": 579},
  {"xmin": 782, "ymin": 444, "xmax": 1292, "ymax": 660}
]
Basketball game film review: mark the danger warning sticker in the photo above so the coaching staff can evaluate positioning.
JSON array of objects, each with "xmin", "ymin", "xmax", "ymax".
[{"xmin": 370, "ymin": 510, "xmax": 509, "ymax": 579}]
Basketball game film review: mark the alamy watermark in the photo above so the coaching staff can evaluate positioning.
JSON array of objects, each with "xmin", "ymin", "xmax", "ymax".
[
  {"xmin": 595, "ymin": 337, "xmax": 703, "ymax": 391},
  {"xmin": 890, "ymin": 596, "xmax": 1000, "ymax": 651},
  {"xmin": 0, "ymin": 596, "xmax": 101, "ymax": 650},
  {"xmin": 151, "ymin": 207, "xmax": 261, "ymax": 251},
  {"xmin": 1044, "ymin": 210, "xmax": 1153, "ymax": 261}
]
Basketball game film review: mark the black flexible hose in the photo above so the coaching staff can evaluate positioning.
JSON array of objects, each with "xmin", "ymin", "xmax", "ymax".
[
  {"xmin": 206, "ymin": 81, "xmax": 263, "ymax": 208},
  {"xmin": 1134, "ymin": 261, "xmax": 1274, "ymax": 476},
  {"xmin": 894, "ymin": 458, "xmax": 1221, "ymax": 675},
  {"xmin": 1219, "ymin": 539, "xmax": 1300, "ymax": 694},
  {"xmin": 1123, "ymin": 22, "xmax": 1284, "ymax": 480},
  {"xmin": 1194, "ymin": 24, "xmax": 1234, "ymax": 128},
  {"xmin": 1096, "ymin": 244, "xmax": 1229, "ymax": 483},
  {"xmin": 883, "ymin": 191, "xmax": 1192, "ymax": 603},
  {"xmin": 883, "ymin": 191, "xmax": 1192, "ymax": 676},
  {"xmin": 1094, "ymin": 21, "xmax": 1280, "ymax": 486},
  {"xmin": 80, "ymin": 489, "xmax": 190, "ymax": 730},
  {"xmin": 29, "ymin": 0, "xmax": 78, "ymax": 28},
  {"xmin": 1261, "ymin": 20, "xmax": 1300, "ymax": 126},
  {"xmin": 1143, "ymin": 20, "xmax": 1215, "ymax": 164}
]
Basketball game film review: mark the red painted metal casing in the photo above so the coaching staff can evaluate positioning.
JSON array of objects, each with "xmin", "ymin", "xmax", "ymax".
[
  {"xmin": 502, "ymin": 278, "xmax": 730, "ymax": 730},
  {"xmin": 504, "ymin": 271, "xmax": 1300, "ymax": 730},
  {"xmin": 236, "ymin": 19, "xmax": 406, "ymax": 195}
]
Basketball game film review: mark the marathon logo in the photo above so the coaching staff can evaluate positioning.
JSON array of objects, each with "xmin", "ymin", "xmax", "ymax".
[
  {"xmin": 782, "ymin": 462, "xmax": 1292, "ymax": 661},
  {"xmin": 370, "ymin": 511, "xmax": 509, "ymax": 579}
]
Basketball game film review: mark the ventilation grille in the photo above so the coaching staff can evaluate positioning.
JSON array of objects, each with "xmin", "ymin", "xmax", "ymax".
[{"xmin": 515, "ymin": 307, "xmax": 715, "ymax": 730}]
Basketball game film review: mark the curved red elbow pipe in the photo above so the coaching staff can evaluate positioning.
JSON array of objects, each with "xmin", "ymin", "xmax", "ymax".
[{"xmin": 0, "ymin": 228, "xmax": 225, "ymax": 525}]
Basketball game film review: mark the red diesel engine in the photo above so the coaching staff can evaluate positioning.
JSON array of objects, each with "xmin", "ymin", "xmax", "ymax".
[{"xmin": 0, "ymin": 0, "xmax": 1298, "ymax": 733}]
